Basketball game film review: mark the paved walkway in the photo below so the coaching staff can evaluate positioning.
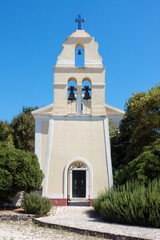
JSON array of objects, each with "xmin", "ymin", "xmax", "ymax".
[
  {"xmin": 36, "ymin": 206, "xmax": 160, "ymax": 240},
  {"xmin": 0, "ymin": 220, "xmax": 105, "ymax": 240}
]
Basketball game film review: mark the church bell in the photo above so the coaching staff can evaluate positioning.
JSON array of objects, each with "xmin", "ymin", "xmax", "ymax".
[
  {"xmin": 78, "ymin": 49, "xmax": 81, "ymax": 55},
  {"xmin": 68, "ymin": 86, "xmax": 77, "ymax": 101},
  {"xmin": 82, "ymin": 86, "xmax": 91, "ymax": 100}
]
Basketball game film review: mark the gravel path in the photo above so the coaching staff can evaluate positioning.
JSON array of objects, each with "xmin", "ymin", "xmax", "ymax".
[
  {"xmin": 0, "ymin": 220, "xmax": 106, "ymax": 240},
  {"xmin": 1, "ymin": 207, "xmax": 160, "ymax": 239}
]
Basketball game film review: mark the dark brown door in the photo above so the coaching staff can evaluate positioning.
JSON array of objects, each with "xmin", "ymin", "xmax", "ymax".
[{"xmin": 72, "ymin": 170, "xmax": 86, "ymax": 198}]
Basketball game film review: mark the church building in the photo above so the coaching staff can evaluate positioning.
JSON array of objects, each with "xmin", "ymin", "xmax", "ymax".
[{"xmin": 32, "ymin": 15, "xmax": 124, "ymax": 206}]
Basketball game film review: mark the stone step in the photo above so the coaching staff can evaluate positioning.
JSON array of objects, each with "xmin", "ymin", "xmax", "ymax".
[
  {"xmin": 69, "ymin": 198, "xmax": 89, "ymax": 202},
  {"xmin": 68, "ymin": 198, "xmax": 90, "ymax": 206}
]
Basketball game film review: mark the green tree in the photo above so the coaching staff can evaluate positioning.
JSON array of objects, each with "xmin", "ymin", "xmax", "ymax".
[
  {"xmin": 128, "ymin": 139, "xmax": 160, "ymax": 184},
  {"xmin": 109, "ymin": 118, "xmax": 118, "ymax": 138},
  {"xmin": 10, "ymin": 106, "xmax": 38, "ymax": 152},
  {"xmin": 0, "ymin": 121, "xmax": 14, "ymax": 146},
  {"xmin": 0, "ymin": 141, "xmax": 44, "ymax": 204},
  {"xmin": 112, "ymin": 83, "xmax": 160, "ymax": 184}
]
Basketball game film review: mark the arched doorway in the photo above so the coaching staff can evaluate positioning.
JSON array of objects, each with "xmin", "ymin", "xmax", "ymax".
[{"xmin": 64, "ymin": 159, "xmax": 92, "ymax": 200}]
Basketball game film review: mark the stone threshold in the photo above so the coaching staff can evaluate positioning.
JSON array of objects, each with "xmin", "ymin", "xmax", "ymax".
[
  {"xmin": 68, "ymin": 198, "xmax": 90, "ymax": 206},
  {"xmin": 69, "ymin": 198, "xmax": 89, "ymax": 202}
]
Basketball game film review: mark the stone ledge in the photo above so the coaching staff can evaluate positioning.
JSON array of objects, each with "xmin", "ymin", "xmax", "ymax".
[
  {"xmin": 33, "ymin": 218, "xmax": 147, "ymax": 240},
  {"xmin": 0, "ymin": 214, "xmax": 35, "ymax": 221}
]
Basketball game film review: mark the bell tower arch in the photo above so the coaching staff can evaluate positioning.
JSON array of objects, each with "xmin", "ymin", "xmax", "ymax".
[{"xmin": 75, "ymin": 43, "xmax": 84, "ymax": 67}]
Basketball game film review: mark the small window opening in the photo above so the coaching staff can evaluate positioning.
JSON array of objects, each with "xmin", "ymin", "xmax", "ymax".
[{"xmin": 75, "ymin": 46, "xmax": 84, "ymax": 67}]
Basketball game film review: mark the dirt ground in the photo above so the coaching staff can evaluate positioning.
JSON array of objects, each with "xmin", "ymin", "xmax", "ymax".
[{"xmin": 0, "ymin": 220, "xmax": 106, "ymax": 240}]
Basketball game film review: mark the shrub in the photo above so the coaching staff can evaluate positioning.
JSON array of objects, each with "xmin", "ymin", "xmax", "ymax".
[
  {"xmin": 0, "ymin": 142, "xmax": 44, "ymax": 204},
  {"xmin": 93, "ymin": 179, "xmax": 160, "ymax": 228},
  {"xmin": 22, "ymin": 193, "xmax": 52, "ymax": 216},
  {"xmin": 93, "ymin": 191, "xmax": 107, "ymax": 215}
]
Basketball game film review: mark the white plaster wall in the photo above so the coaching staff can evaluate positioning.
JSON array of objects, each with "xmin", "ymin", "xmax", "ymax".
[{"xmin": 46, "ymin": 119, "xmax": 108, "ymax": 196}]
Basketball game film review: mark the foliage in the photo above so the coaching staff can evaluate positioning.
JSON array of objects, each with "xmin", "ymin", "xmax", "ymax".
[
  {"xmin": 113, "ymin": 166, "xmax": 128, "ymax": 185},
  {"xmin": 111, "ymin": 83, "xmax": 160, "ymax": 184},
  {"xmin": 10, "ymin": 106, "xmax": 38, "ymax": 152},
  {"xmin": 0, "ymin": 121, "xmax": 14, "ymax": 146},
  {"xmin": 113, "ymin": 138, "xmax": 160, "ymax": 185},
  {"xmin": 22, "ymin": 193, "xmax": 52, "ymax": 216},
  {"xmin": 0, "ymin": 142, "xmax": 44, "ymax": 204},
  {"xmin": 128, "ymin": 139, "xmax": 160, "ymax": 184},
  {"xmin": 109, "ymin": 118, "xmax": 118, "ymax": 138},
  {"xmin": 92, "ymin": 191, "xmax": 107, "ymax": 215},
  {"xmin": 93, "ymin": 179, "xmax": 160, "ymax": 228}
]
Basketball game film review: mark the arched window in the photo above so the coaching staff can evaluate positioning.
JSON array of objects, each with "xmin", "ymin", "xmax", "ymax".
[
  {"xmin": 67, "ymin": 79, "xmax": 77, "ymax": 101},
  {"xmin": 82, "ymin": 79, "xmax": 91, "ymax": 100},
  {"xmin": 75, "ymin": 44, "xmax": 84, "ymax": 67}
]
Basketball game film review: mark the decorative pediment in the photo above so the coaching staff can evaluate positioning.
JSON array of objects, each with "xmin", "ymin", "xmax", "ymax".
[{"xmin": 56, "ymin": 30, "xmax": 103, "ymax": 68}]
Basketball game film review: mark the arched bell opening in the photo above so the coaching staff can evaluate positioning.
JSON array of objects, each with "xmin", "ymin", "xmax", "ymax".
[
  {"xmin": 67, "ymin": 79, "xmax": 77, "ymax": 100},
  {"xmin": 81, "ymin": 79, "xmax": 92, "ymax": 115},
  {"xmin": 67, "ymin": 79, "xmax": 77, "ymax": 115},
  {"xmin": 82, "ymin": 79, "xmax": 92, "ymax": 100},
  {"xmin": 75, "ymin": 43, "xmax": 85, "ymax": 67}
]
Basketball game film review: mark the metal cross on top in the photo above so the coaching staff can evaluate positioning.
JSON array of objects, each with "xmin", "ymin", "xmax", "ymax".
[{"xmin": 75, "ymin": 14, "xmax": 85, "ymax": 30}]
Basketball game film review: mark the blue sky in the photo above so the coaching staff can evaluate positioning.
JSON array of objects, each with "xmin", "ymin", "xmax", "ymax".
[{"xmin": 0, "ymin": 0, "xmax": 160, "ymax": 122}]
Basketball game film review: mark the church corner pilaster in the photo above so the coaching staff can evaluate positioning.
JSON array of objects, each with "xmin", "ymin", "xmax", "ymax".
[
  {"xmin": 42, "ymin": 119, "xmax": 54, "ymax": 197},
  {"xmin": 103, "ymin": 117, "xmax": 113, "ymax": 189},
  {"xmin": 35, "ymin": 118, "xmax": 42, "ymax": 167}
]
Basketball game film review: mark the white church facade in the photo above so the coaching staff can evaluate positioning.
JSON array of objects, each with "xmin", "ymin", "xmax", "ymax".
[{"xmin": 32, "ymin": 15, "xmax": 124, "ymax": 206}]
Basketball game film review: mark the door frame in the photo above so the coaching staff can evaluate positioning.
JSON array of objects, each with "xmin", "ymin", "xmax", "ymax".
[
  {"xmin": 64, "ymin": 158, "xmax": 92, "ymax": 199},
  {"xmin": 70, "ymin": 168, "xmax": 88, "ymax": 198}
]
